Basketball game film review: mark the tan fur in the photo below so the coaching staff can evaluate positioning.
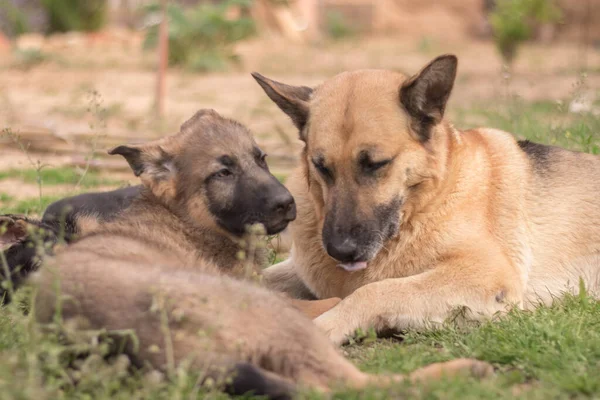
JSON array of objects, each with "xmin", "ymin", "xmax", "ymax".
[
  {"xmin": 256, "ymin": 56, "xmax": 600, "ymax": 345},
  {"xmin": 30, "ymin": 109, "xmax": 492, "ymax": 393}
]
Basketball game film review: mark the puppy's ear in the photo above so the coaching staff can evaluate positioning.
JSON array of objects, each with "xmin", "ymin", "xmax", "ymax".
[
  {"xmin": 251, "ymin": 72, "xmax": 312, "ymax": 141},
  {"xmin": 109, "ymin": 141, "xmax": 177, "ymax": 200},
  {"xmin": 0, "ymin": 216, "xmax": 29, "ymax": 248},
  {"xmin": 400, "ymin": 54, "xmax": 457, "ymax": 142}
]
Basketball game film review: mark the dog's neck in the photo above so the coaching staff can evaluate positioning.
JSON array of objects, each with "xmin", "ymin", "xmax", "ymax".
[{"xmin": 403, "ymin": 122, "xmax": 464, "ymax": 224}]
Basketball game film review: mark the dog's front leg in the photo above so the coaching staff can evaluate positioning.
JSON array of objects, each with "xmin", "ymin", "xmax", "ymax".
[
  {"xmin": 313, "ymin": 258, "xmax": 523, "ymax": 346},
  {"xmin": 262, "ymin": 255, "xmax": 317, "ymax": 300}
]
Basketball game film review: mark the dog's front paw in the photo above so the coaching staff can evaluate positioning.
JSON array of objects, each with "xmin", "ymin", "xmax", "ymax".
[{"xmin": 313, "ymin": 309, "xmax": 353, "ymax": 346}]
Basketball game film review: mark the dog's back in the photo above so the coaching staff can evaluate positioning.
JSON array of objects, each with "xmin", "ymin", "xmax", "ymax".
[
  {"xmin": 42, "ymin": 185, "xmax": 142, "ymax": 225},
  {"xmin": 513, "ymin": 137, "xmax": 600, "ymax": 303}
]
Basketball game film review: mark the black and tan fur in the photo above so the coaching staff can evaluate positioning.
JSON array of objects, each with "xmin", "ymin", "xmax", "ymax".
[
  {"xmin": 253, "ymin": 54, "xmax": 600, "ymax": 346},
  {"xmin": 15, "ymin": 109, "xmax": 492, "ymax": 398},
  {"xmin": 0, "ymin": 187, "xmax": 140, "ymax": 299}
]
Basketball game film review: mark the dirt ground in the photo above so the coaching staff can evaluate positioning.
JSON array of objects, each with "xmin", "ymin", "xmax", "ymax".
[{"xmin": 1, "ymin": 32, "xmax": 599, "ymax": 200}]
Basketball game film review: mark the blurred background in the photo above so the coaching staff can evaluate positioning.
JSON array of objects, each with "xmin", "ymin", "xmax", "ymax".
[{"xmin": 0, "ymin": 0, "xmax": 598, "ymax": 216}]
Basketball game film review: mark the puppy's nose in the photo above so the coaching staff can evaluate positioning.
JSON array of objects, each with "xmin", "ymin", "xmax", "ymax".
[
  {"xmin": 326, "ymin": 239, "xmax": 359, "ymax": 263},
  {"xmin": 269, "ymin": 192, "xmax": 296, "ymax": 221}
]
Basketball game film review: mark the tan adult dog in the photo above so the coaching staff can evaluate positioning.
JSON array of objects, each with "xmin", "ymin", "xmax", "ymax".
[{"xmin": 252, "ymin": 54, "xmax": 600, "ymax": 346}]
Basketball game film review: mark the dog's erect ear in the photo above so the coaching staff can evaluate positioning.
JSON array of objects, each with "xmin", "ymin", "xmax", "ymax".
[
  {"xmin": 251, "ymin": 72, "xmax": 312, "ymax": 139},
  {"xmin": 0, "ymin": 216, "xmax": 28, "ymax": 248},
  {"xmin": 109, "ymin": 141, "xmax": 177, "ymax": 200},
  {"xmin": 109, "ymin": 144, "xmax": 175, "ymax": 180},
  {"xmin": 400, "ymin": 54, "xmax": 457, "ymax": 142}
]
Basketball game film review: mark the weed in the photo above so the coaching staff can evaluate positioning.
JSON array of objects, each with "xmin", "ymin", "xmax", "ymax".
[
  {"xmin": 416, "ymin": 36, "xmax": 438, "ymax": 55},
  {"xmin": 142, "ymin": 0, "xmax": 256, "ymax": 73},
  {"xmin": 490, "ymin": 0, "xmax": 562, "ymax": 66},
  {"xmin": 324, "ymin": 11, "xmax": 355, "ymax": 40},
  {"xmin": 1, "ymin": 128, "xmax": 47, "ymax": 212},
  {"xmin": 0, "ymin": 194, "xmax": 14, "ymax": 204},
  {"xmin": 0, "ymin": 1, "xmax": 30, "ymax": 37},
  {"xmin": 41, "ymin": 0, "xmax": 107, "ymax": 33},
  {"xmin": 12, "ymin": 49, "xmax": 54, "ymax": 71}
]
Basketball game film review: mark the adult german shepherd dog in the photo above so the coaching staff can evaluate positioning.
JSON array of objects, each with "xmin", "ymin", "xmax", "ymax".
[
  {"xmin": 1, "ymin": 109, "xmax": 491, "ymax": 398},
  {"xmin": 253, "ymin": 54, "xmax": 600, "ymax": 346}
]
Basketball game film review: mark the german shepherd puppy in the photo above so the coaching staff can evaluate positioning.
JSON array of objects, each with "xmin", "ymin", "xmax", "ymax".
[
  {"xmin": 17, "ymin": 109, "xmax": 492, "ymax": 398},
  {"xmin": 253, "ymin": 54, "xmax": 600, "ymax": 345}
]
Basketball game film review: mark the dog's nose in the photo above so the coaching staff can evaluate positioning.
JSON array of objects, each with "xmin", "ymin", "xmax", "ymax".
[
  {"xmin": 326, "ymin": 239, "xmax": 359, "ymax": 263},
  {"xmin": 269, "ymin": 192, "xmax": 296, "ymax": 221}
]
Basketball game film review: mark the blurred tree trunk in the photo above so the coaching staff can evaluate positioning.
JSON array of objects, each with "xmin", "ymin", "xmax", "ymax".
[{"xmin": 155, "ymin": 0, "xmax": 168, "ymax": 118}]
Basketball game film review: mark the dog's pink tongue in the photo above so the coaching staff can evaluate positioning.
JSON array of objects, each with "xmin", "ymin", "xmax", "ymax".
[{"xmin": 338, "ymin": 262, "xmax": 368, "ymax": 272}]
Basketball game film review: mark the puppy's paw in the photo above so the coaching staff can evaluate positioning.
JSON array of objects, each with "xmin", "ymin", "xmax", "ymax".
[{"xmin": 408, "ymin": 358, "xmax": 495, "ymax": 383}]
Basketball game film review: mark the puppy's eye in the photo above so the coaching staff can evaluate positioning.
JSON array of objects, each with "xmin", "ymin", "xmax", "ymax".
[{"xmin": 215, "ymin": 169, "xmax": 233, "ymax": 178}]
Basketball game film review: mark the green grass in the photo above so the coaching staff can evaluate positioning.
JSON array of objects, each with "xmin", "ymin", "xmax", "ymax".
[
  {"xmin": 0, "ymin": 286, "xmax": 597, "ymax": 399},
  {"xmin": 0, "ymin": 167, "xmax": 122, "ymax": 188},
  {"xmin": 273, "ymin": 172, "xmax": 288, "ymax": 184},
  {"xmin": 0, "ymin": 194, "xmax": 67, "ymax": 215},
  {"xmin": 453, "ymin": 96, "xmax": 600, "ymax": 154},
  {"xmin": 0, "ymin": 97, "xmax": 599, "ymax": 398},
  {"xmin": 0, "ymin": 166, "xmax": 125, "ymax": 215},
  {"xmin": 0, "ymin": 193, "xmax": 14, "ymax": 203},
  {"xmin": 342, "ymin": 287, "xmax": 600, "ymax": 399}
]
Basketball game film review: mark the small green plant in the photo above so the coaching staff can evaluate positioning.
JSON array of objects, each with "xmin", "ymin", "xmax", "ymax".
[
  {"xmin": 416, "ymin": 36, "xmax": 437, "ymax": 55},
  {"xmin": 324, "ymin": 11, "xmax": 355, "ymax": 40},
  {"xmin": 12, "ymin": 49, "xmax": 53, "ymax": 71},
  {"xmin": 143, "ymin": 0, "xmax": 256, "ymax": 73},
  {"xmin": 0, "ymin": 1, "xmax": 30, "ymax": 36},
  {"xmin": 41, "ymin": 0, "xmax": 107, "ymax": 33},
  {"xmin": 490, "ymin": 0, "xmax": 562, "ymax": 66}
]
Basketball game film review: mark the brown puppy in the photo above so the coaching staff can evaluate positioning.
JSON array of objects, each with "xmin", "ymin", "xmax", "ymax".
[
  {"xmin": 23, "ymin": 109, "xmax": 491, "ymax": 398},
  {"xmin": 253, "ymin": 54, "xmax": 600, "ymax": 345},
  {"xmin": 0, "ymin": 109, "xmax": 332, "ymax": 316}
]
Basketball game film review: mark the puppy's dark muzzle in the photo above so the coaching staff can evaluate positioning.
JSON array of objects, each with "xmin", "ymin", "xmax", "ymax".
[{"xmin": 265, "ymin": 193, "xmax": 296, "ymax": 234}]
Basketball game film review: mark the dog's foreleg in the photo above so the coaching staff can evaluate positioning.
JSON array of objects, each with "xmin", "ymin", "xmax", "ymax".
[
  {"xmin": 313, "ymin": 254, "xmax": 523, "ymax": 345},
  {"xmin": 262, "ymin": 256, "xmax": 317, "ymax": 300}
]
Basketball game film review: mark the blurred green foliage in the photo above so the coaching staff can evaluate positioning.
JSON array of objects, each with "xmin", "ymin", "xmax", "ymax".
[
  {"xmin": 490, "ymin": 0, "xmax": 562, "ymax": 65},
  {"xmin": 0, "ymin": 2, "xmax": 30, "ymax": 36},
  {"xmin": 324, "ymin": 11, "xmax": 356, "ymax": 40},
  {"xmin": 143, "ymin": 0, "xmax": 256, "ymax": 72},
  {"xmin": 41, "ymin": 0, "xmax": 107, "ymax": 33}
]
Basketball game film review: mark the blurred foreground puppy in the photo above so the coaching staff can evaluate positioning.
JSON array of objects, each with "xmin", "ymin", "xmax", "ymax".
[
  {"xmin": 3, "ymin": 109, "xmax": 492, "ymax": 398},
  {"xmin": 253, "ymin": 54, "xmax": 600, "ymax": 345}
]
